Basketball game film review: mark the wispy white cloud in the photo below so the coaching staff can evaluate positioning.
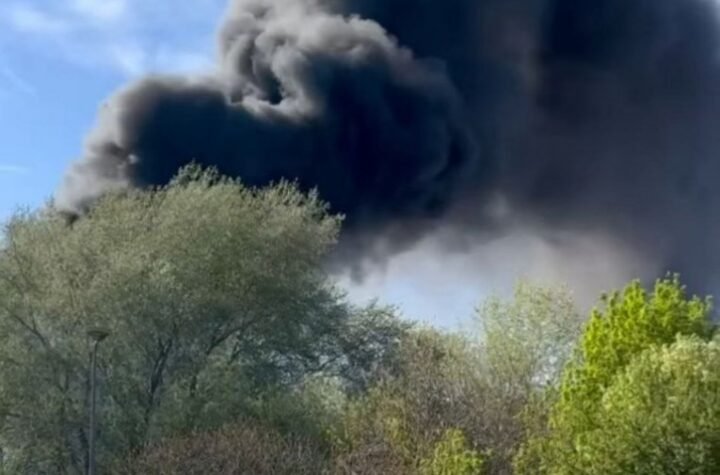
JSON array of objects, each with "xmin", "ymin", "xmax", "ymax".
[
  {"xmin": 0, "ymin": 164, "xmax": 31, "ymax": 175},
  {"xmin": 108, "ymin": 43, "xmax": 147, "ymax": 76},
  {"xmin": 153, "ymin": 47, "xmax": 214, "ymax": 74},
  {"xmin": 69, "ymin": 0, "xmax": 128, "ymax": 23},
  {"xmin": 0, "ymin": 65, "xmax": 38, "ymax": 98},
  {"xmin": 7, "ymin": 4, "xmax": 72, "ymax": 35},
  {"xmin": 106, "ymin": 43, "xmax": 215, "ymax": 77},
  {"xmin": 0, "ymin": 0, "xmax": 221, "ymax": 78}
]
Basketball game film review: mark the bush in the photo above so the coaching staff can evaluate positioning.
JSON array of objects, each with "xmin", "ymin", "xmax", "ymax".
[
  {"xmin": 116, "ymin": 421, "xmax": 328, "ymax": 475},
  {"xmin": 420, "ymin": 429, "xmax": 484, "ymax": 475}
]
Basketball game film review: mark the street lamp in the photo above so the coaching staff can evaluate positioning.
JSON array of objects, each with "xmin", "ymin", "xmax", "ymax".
[{"xmin": 87, "ymin": 328, "xmax": 110, "ymax": 475}]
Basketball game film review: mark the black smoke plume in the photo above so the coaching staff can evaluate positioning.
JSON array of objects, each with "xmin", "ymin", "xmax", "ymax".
[{"xmin": 58, "ymin": 0, "xmax": 720, "ymax": 290}]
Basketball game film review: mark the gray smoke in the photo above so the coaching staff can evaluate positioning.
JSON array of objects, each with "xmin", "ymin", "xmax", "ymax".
[{"xmin": 57, "ymin": 0, "xmax": 720, "ymax": 292}]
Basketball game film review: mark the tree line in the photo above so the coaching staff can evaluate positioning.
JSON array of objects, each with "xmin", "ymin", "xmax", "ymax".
[{"xmin": 0, "ymin": 167, "xmax": 717, "ymax": 474}]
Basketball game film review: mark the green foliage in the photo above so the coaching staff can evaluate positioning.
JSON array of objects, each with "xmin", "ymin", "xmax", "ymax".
[
  {"xmin": 334, "ymin": 282, "xmax": 582, "ymax": 475},
  {"xmin": 332, "ymin": 329, "xmax": 478, "ymax": 473},
  {"xmin": 477, "ymin": 282, "xmax": 583, "ymax": 472},
  {"xmin": 573, "ymin": 336, "xmax": 720, "ymax": 475},
  {"xmin": 516, "ymin": 276, "xmax": 714, "ymax": 474},
  {"xmin": 479, "ymin": 281, "xmax": 583, "ymax": 389},
  {"xmin": 326, "ymin": 303, "xmax": 412, "ymax": 394},
  {"xmin": 243, "ymin": 376, "xmax": 348, "ymax": 445},
  {"xmin": 567, "ymin": 276, "xmax": 711, "ymax": 415},
  {"xmin": 420, "ymin": 429, "xmax": 484, "ymax": 475},
  {"xmin": 0, "ymin": 166, "xmax": 400, "ymax": 472},
  {"xmin": 4, "ymin": 163, "xmax": 718, "ymax": 475}
]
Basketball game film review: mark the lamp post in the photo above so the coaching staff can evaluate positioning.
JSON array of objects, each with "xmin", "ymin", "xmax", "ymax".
[{"xmin": 87, "ymin": 328, "xmax": 109, "ymax": 475}]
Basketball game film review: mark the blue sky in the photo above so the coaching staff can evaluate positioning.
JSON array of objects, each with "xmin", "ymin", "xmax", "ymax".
[{"xmin": 0, "ymin": 0, "xmax": 225, "ymax": 219}]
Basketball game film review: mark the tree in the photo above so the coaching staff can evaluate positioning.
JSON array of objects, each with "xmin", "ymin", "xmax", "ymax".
[
  {"xmin": 477, "ymin": 281, "xmax": 584, "ymax": 472},
  {"xmin": 333, "ymin": 329, "xmax": 482, "ymax": 474},
  {"xmin": 0, "ymin": 166, "xmax": 388, "ymax": 472},
  {"xmin": 479, "ymin": 281, "xmax": 583, "ymax": 390},
  {"xmin": 333, "ymin": 282, "xmax": 583, "ymax": 475},
  {"xmin": 573, "ymin": 336, "xmax": 720, "ymax": 474},
  {"xmin": 516, "ymin": 276, "xmax": 714, "ymax": 474}
]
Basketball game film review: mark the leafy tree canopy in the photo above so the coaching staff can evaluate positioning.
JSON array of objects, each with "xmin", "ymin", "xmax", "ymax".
[
  {"xmin": 575, "ymin": 335, "xmax": 720, "ymax": 475},
  {"xmin": 0, "ymin": 166, "xmax": 403, "ymax": 473},
  {"xmin": 516, "ymin": 276, "xmax": 714, "ymax": 474}
]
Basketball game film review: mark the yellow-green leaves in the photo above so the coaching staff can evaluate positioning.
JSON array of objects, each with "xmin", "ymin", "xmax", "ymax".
[
  {"xmin": 517, "ymin": 276, "xmax": 715, "ymax": 474},
  {"xmin": 420, "ymin": 429, "xmax": 485, "ymax": 475},
  {"xmin": 574, "ymin": 336, "xmax": 720, "ymax": 475},
  {"xmin": 577, "ymin": 276, "xmax": 711, "ymax": 401}
]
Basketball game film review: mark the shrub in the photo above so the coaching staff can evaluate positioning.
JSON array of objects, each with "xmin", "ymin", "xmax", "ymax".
[
  {"xmin": 116, "ymin": 421, "xmax": 328, "ymax": 475},
  {"xmin": 420, "ymin": 429, "xmax": 484, "ymax": 475}
]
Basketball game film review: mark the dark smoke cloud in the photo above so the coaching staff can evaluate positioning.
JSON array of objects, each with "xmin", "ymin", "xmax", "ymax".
[
  {"xmin": 58, "ymin": 0, "xmax": 720, "ymax": 291},
  {"xmin": 58, "ymin": 0, "xmax": 475, "ymax": 237}
]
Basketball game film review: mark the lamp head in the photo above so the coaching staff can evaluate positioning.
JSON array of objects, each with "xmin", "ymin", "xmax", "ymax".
[{"xmin": 87, "ymin": 328, "xmax": 110, "ymax": 343}]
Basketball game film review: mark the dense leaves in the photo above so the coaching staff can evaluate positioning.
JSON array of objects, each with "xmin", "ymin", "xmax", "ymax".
[
  {"xmin": 0, "ymin": 167, "xmax": 401, "ymax": 472},
  {"xmin": 575, "ymin": 336, "xmax": 720, "ymax": 474},
  {"xmin": 332, "ymin": 283, "xmax": 583, "ymax": 475},
  {"xmin": 516, "ymin": 277, "xmax": 715, "ymax": 474},
  {"xmin": 0, "ymin": 170, "xmax": 718, "ymax": 474}
]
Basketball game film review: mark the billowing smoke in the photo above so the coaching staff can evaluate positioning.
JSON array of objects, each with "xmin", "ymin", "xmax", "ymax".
[
  {"xmin": 58, "ymin": 0, "xmax": 475, "ymax": 242},
  {"xmin": 58, "ymin": 0, "xmax": 720, "ymax": 294}
]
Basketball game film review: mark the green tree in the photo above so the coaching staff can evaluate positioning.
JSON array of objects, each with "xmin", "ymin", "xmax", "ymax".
[
  {"xmin": 333, "ymin": 329, "xmax": 479, "ymax": 474},
  {"xmin": 516, "ymin": 276, "xmax": 714, "ymax": 474},
  {"xmin": 479, "ymin": 281, "xmax": 583, "ymax": 390},
  {"xmin": 477, "ymin": 282, "xmax": 583, "ymax": 471},
  {"xmin": 575, "ymin": 336, "xmax": 720, "ymax": 474},
  {"xmin": 333, "ymin": 283, "xmax": 582, "ymax": 475},
  {"xmin": 0, "ymin": 167, "xmax": 391, "ymax": 473}
]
